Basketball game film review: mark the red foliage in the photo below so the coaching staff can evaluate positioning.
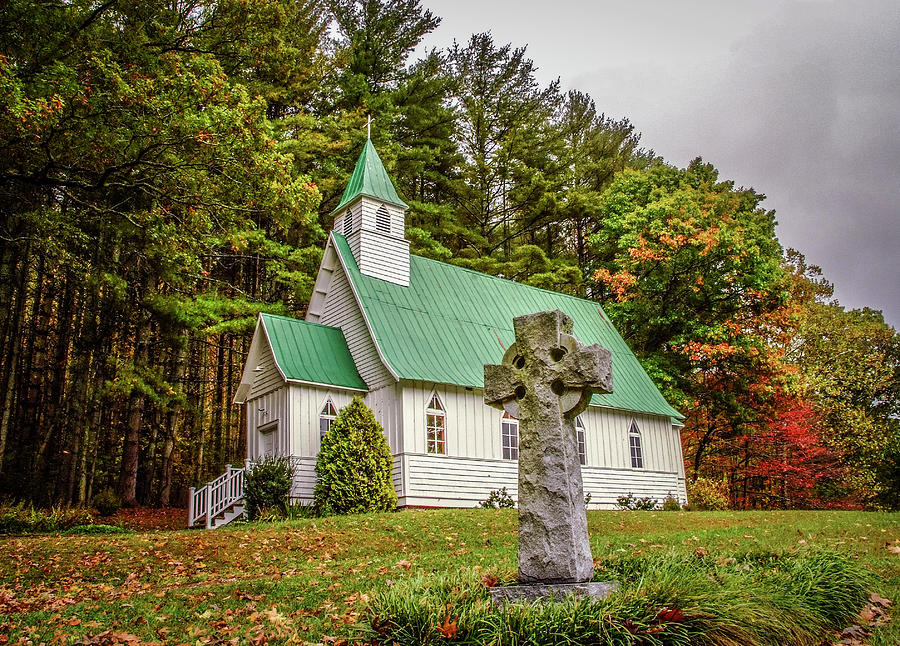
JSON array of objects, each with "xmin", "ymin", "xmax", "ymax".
[{"xmin": 683, "ymin": 386, "xmax": 858, "ymax": 509}]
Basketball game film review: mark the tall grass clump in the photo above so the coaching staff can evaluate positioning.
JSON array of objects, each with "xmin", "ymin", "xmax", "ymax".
[
  {"xmin": 364, "ymin": 549, "xmax": 869, "ymax": 646},
  {"xmin": 0, "ymin": 503, "xmax": 94, "ymax": 534}
]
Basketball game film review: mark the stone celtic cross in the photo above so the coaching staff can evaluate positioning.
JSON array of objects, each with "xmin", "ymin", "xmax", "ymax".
[{"xmin": 485, "ymin": 310, "xmax": 613, "ymax": 584}]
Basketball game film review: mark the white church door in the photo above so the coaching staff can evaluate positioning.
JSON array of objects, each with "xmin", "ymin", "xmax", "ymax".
[{"xmin": 259, "ymin": 421, "xmax": 277, "ymax": 458}]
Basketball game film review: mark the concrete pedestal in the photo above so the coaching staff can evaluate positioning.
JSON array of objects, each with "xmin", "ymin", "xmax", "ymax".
[{"xmin": 489, "ymin": 581, "xmax": 619, "ymax": 606}]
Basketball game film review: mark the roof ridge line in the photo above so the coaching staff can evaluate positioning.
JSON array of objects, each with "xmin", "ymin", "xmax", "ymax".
[{"xmin": 260, "ymin": 312, "xmax": 341, "ymax": 330}]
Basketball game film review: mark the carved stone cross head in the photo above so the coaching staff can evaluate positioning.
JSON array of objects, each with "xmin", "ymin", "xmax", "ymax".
[{"xmin": 484, "ymin": 310, "xmax": 613, "ymax": 421}]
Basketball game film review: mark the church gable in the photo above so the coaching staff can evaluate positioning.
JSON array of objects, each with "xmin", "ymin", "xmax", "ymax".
[
  {"xmin": 235, "ymin": 326, "xmax": 285, "ymax": 404},
  {"xmin": 234, "ymin": 313, "xmax": 366, "ymax": 404},
  {"xmin": 316, "ymin": 258, "xmax": 396, "ymax": 390}
]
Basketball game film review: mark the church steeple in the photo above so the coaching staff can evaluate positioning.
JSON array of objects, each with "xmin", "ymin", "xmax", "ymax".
[
  {"xmin": 332, "ymin": 138, "xmax": 410, "ymax": 286},
  {"xmin": 333, "ymin": 138, "xmax": 408, "ymax": 213}
]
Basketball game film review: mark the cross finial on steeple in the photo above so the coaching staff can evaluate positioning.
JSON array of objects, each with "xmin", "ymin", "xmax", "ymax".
[{"xmin": 366, "ymin": 114, "xmax": 373, "ymax": 140}]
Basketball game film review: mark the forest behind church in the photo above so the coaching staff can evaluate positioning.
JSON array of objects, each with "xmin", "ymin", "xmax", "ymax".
[{"xmin": 1, "ymin": 0, "xmax": 897, "ymax": 511}]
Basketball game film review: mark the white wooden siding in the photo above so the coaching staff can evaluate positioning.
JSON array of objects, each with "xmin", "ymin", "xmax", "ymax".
[
  {"xmin": 357, "ymin": 197, "xmax": 404, "ymax": 236},
  {"xmin": 398, "ymin": 453, "xmax": 683, "ymax": 508},
  {"xmin": 397, "ymin": 381, "xmax": 687, "ymax": 505},
  {"xmin": 245, "ymin": 387, "xmax": 289, "ymax": 462},
  {"xmin": 288, "ymin": 454, "xmax": 404, "ymax": 503},
  {"xmin": 366, "ymin": 384, "xmax": 403, "ymax": 454},
  {"xmin": 287, "ymin": 385, "xmax": 358, "ymax": 457},
  {"xmin": 245, "ymin": 379, "xmax": 687, "ymax": 508},
  {"xmin": 336, "ymin": 197, "xmax": 410, "ymax": 286},
  {"xmin": 356, "ymin": 228, "xmax": 410, "ymax": 286},
  {"xmin": 283, "ymin": 383, "xmax": 405, "ymax": 502},
  {"xmin": 248, "ymin": 340, "xmax": 283, "ymax": 400},
  {"xmin": 319, "ymin": 265, "xmax": 394, "ymax": 390}
]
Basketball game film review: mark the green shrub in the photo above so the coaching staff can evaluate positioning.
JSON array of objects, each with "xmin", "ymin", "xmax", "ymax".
[
  {"xmin": 244, "ymin": 455, "xmax": 294, "ymax": 521},
  {"xmin": 314, "ymin": 397, "xmax": 397, "ymax": 515},
  {"xmin": 365, "ymin": 550, "xmax": 870, "ymax": 646},
  {"xmin": 662, "ymin": 494, "xmax": 682, "ymax": 511},
  {"xmin": 480, "ymin": 487, "xmax": 515, "ymax": 509},
  {"xmin": 688, "ymin": 477, "xmax": 730, "ymax": 510},
  {"xmin": 615, "ymin": 492, "xmax": 658, "ymax": 510},
  {"xmin": 92, "ymin": 488, "xmax": 122, "ymax": 517},
  {"xmin": 0, "ymin": 503, "xmax": 94, "ymax": 534}
]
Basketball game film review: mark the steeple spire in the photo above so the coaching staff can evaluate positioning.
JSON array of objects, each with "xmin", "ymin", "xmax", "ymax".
[{"xmin": 332, "ymin": 138, "xmax": 408, "ymax": 214}]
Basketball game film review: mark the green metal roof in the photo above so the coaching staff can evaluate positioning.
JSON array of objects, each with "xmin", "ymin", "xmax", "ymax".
[
  {"xmin": 261, "ymin": 313, "xmax": 367, "ymax": 391},
  {"xmin": 333, "ymin": 139, "xmax": 409, "ymax": 212},
  {"xmin": 331, "ymin": 234, "xmax": 682, "ymax": 419}
]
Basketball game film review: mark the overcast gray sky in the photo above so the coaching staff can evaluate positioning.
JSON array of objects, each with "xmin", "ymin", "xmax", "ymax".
[{"xmin": 420, "ymin": 0, "xmax": 900, "ymax": 328}]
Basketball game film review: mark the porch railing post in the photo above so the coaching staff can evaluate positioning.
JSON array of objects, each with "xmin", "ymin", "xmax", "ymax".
[{"xmin": 205, "ymin": 479, "xmax": 213, "ymax": 530}]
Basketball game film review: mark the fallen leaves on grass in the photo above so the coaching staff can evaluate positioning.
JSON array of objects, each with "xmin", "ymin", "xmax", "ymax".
[
  {"xmin": 655, "ymin": 607, "xmax": 687, "ymax": 623},
  {"xmin": 436, "ymin": 614, "xmax": 458, "ymax": 639},
  {"xmin": 480, "ymin": 574, "xmax": 498, "ymax": 588},
  {"xmin": 834, "ymin": 592, "xmax": 893, "ymax": 645},
  {"xmin": 74, "ymin": 630, "xmax": 142, "ymax": 645}
]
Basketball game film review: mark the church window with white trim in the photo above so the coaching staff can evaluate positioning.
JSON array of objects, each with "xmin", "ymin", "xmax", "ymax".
[
  {"xmin": 319, "ymin": 398, "xmax": 337, "ymax": 439},
  {"xmin": 629, "ymin": 421, "xmax": 644, "ymax": 468},
  {"xmin": 426, "ymin": 392, "xmax": 446, "ymax": 454},
  {"xmin": 575, "ymin": 415, "xmax": 587, "ymax": 465},
  {"xmin": 501, "ymin": 412, "xmax": 518, "ymax": 460}
]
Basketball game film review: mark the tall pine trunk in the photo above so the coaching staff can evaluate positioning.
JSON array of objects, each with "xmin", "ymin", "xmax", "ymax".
[{"xmin": 118, "ymin": 294, "xmax": 150, "ymax": 507}]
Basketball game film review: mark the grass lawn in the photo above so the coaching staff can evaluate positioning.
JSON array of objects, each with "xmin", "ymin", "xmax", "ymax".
[{"xmin": 1, "ymin": 509, "xmax": 898, "ymax": 645}]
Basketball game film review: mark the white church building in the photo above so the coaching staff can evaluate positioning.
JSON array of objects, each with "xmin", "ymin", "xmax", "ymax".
[{"xmin": 232, "ymin": 139, "xmax": 687, "ymax": 510}]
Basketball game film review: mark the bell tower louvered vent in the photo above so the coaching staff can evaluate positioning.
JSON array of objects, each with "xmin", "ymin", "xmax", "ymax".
[
  {"xmin": 376, "ymin": 205, "xmax": 390, "ymax": 233},
  {"xmin": 331, "ymin": 139, "xmax": 410, "ymax": 286}
]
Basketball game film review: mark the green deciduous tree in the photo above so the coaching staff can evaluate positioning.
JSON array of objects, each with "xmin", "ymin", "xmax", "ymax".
[{"xmin": 792, "ymin": 302, "xmax": 900, "ymax": 507}]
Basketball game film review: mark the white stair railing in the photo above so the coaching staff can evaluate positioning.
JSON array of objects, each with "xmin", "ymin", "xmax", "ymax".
[{"xmin": 188, "ymin": 464, "xmax": 246, "ymax": 529}]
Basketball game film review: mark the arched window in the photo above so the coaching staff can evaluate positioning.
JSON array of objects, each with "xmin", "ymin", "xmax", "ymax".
[
  {"xmin": 375, "ymin": 204, "xmax": 391, "ymax": 233},
  {"xmin": 501, "ymin": 412, "xmax": 518, "ymax": 460},
  {"xmin": 575, "ymin": 415, "xmax": 586, "ymax": 466},
  {"xmin": 629, "ymin": 421, "xmax": 644, "ymax": 468},
  {"xmin": 426, "ymin": 392, "xmax": 445, "ymax": 454},
  {"xmin": 343, "ymin": 208, "xmax": 354, "ymax": 235},
  {"xmin": 320, "ymin": 398, "xmax": 337, "ymax": 439}
]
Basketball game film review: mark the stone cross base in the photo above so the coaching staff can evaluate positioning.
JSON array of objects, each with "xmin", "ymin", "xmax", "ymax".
[{"xmin": 489, "ymin": 581, "xmax": 619, "ymax": 606}]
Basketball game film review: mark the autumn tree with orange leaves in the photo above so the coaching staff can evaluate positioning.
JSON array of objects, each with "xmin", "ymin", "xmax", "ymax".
[{"xmin": 588, "ymin": 160, "xmax": 812, "ymax": 506}]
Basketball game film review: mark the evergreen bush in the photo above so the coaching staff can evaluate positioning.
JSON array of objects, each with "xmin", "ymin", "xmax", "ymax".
[
  {"xmin": 314, "ymin": 397, "xmax": 397, "ymax": 515},
  {"xmin": 92, "ymin": 488, "xmax": 122, "ymax": 517},
  {"xmin": 687, "ymin": 477, "xmax": 730, "ymax": 510},
  {"xmin": 480, "ymin": 487, "xmax": 515, "ymax": 509},
  {"xmin": 662, "ymin": 494, "xmax": 682, "ymax": 511},
  {"xmin": 244, "ymin": 455, "xmax": 294, "ymax": 521},
  {"xmin": 615, "ymin": 492, "xmax": 658, "ymax": 510}
]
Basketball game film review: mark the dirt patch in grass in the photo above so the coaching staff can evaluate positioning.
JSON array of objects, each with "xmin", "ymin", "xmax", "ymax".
[{"xmin": 96, "ymin": 507, "xmax": 186, "ymax": 532}]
